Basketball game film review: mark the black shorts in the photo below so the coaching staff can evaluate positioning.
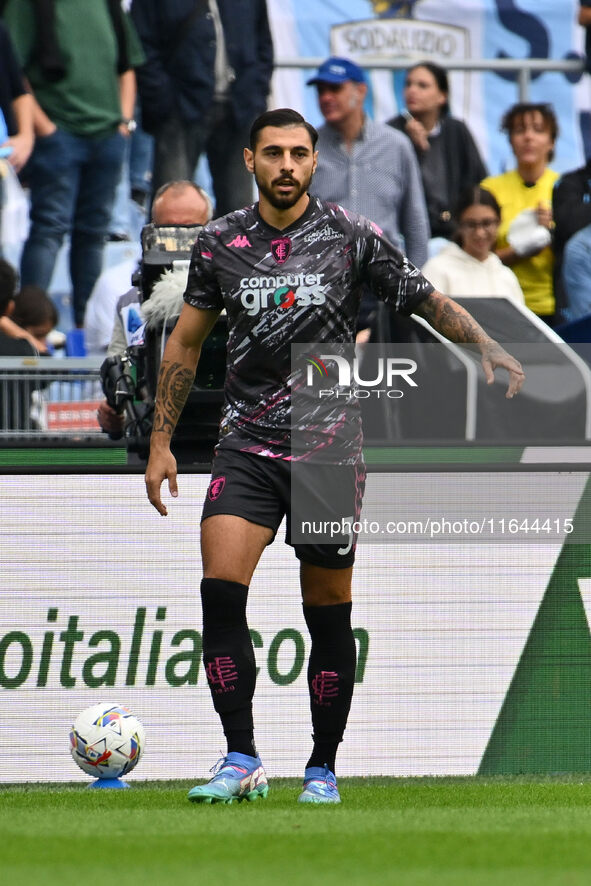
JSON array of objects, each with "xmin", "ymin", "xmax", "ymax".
[{"xmin": 201, "ymin": 448, "xmax": 366, "ymax": 568}]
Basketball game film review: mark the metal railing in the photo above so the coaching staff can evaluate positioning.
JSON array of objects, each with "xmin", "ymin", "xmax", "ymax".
[
  {"xmin": 275, "ymin": 57, "xmax": 585, "ymax": 102},
  {"xmin": 0, "ymin": 357, "xmax": 103, "ymax": 439}
]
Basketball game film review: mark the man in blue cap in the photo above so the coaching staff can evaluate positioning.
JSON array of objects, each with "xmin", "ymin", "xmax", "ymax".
[{"xmin": 308, "ymin": 57, "xmax": 429, "ymax": 335}]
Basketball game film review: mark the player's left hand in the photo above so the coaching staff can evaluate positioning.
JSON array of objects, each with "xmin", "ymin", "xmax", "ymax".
[{"xmin": 480, "ymin": 341, "xmax": 525, "ymax": 399}]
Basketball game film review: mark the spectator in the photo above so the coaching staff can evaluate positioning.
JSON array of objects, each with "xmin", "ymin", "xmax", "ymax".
[
  {"xmin": 0, "ymin": 256, "xmax": 34, "ymax": 355},
  {"xmin": 0, "ymin": 261, "xmax": 55, "ymax": 431},
  {"xmin": 0, "ymin": 20, "xmax": 34, "ymax": 174},
  {"xmin": 109, "ymin": 103, "xmax": 154, "ymax": 242},
  {"xmin": 84, "ymin": 246, "xmax": 141, "ymax": 357},
  {"xmin": 481, "ymin": 103, "xmax": 559, "ymax": 324},
  {"xmin": 0, "ymin": 20, "xmax": 33, "ymax": 261},
  {"xmin": 3, "ymin": 0, "xmax": 145, "ymax": 327},
  {"xmin": 95, "ymin": 180, "xmax": 213, "ymax": 436},
  {"xmin": 552, "ymin": 157, "xmax": 591, "ymax": 322},
  {"xmin": 11, "ymin": 284, "xmax": 58, "ymax": 353},
  {"xmin": 130, "ymin": 0, "xmax": 273, "ymax": 215},
  {"xmin": 421, "ymin": 186, "xmax": 524, "ymax": 303},
  {"xmin": 387, "ymin": 61, "xmax": 487, "ymax": 251},
  {"xmin": 308, "ymin": 56, "xmax": 429, "ymax": 339},
  {"xmin": 0, "ymin": 258, "xmax": 38, "ymax": 432},
  {"xmin": 309, "ymin": 57, "xmax": 429, "ymax": 270},
  {"xmin": 579, "ymin": 2, "xmax": 591, "ymax": 74},
  {"xmin": 559, "ymin": 224, "xmax": 591, "ymax": 323},
  {"xmin": 0, "ymin": 257, "xmax": 48, "ymax": 352}
]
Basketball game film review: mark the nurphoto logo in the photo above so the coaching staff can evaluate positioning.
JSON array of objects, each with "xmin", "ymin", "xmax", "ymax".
[{"xmin": 304, "ymin": 352, "xmax": 418, "ymax": 399}]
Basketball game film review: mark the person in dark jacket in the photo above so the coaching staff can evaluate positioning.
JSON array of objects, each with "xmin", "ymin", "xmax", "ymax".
[
  {"xmin": 0, "ymin": 258, "xmax": 38, "ymax": 432},
  {"xmin": 3, "ymin": 0, "xmax": 145, "ymax": 327},
  {"xmin": 552, "ymin": 157, "xmax": 591, "ymax": 321},
  {"xmin": 0, "ymin": 21, "xmax": 33, "ymax": 173},
  {"xmin": 0, "ymin": 258, "xmax": 32, "ymax": 355},
  {"xmin": 130, "ymin": 0, "xmax": 273, "ymax": 215},
  {"xmin": 388, "ymin": 61, "xmax": 486, "ymax": 245}
]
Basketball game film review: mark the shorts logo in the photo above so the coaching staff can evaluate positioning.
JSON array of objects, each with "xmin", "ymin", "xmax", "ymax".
[
  {"xmin": 207, "ymin": 476, "xmax": 226, "ymax": 501},
  {"xmin": 271, "ymin": 237, "xmax": 292, "ymax": 264},
  {"xmin": 228, "ymin": 234, "xmax": 252, "ymax": 248}
]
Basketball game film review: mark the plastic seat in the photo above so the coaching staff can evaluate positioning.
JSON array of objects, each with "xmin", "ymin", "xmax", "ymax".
[{"xmin": 65, "ymin": 328, "xmax": 87, "ymax": 357}]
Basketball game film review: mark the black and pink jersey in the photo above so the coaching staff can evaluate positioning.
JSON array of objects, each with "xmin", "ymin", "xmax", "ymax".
[{"xmin": 184, "ymin": 195, "xmax": 433, "ymax": 461}]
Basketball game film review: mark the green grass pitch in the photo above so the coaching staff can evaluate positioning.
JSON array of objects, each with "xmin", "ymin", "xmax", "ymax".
[{"xmin": 3, "ymin": 776, "xmax": 591, "ymax": 885}]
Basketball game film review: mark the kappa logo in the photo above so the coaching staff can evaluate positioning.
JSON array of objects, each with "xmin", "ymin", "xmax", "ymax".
[
  {"xmin": 271, "ymin": 237, "xmax": 292, "ymax": 264},
  {"xmin": 227, "ymin": 234, "xmax": 252, "ymax": 248}
]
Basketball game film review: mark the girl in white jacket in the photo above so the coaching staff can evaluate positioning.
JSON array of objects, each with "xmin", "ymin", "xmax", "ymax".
[{"xmin": 422, "ymin": 187, "xmax": 524, "ymax": 303}]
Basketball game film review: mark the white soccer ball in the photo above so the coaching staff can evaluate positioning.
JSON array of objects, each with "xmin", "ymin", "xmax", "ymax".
[{"xmin": 69, "ymin": 703, "xmax": 145, "ymax": 779}]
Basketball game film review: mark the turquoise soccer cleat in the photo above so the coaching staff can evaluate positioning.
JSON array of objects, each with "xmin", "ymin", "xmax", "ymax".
[
  {"xmin": 297, "ymin": 765, "xmax": 341, "ymax": 804},
  {"xmin": 187, "ymin": 752, "xmax": 268, "ymax": 805}
]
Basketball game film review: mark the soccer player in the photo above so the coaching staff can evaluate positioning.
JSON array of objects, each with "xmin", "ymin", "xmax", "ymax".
[{"xmin": 145, "ymin": 108, "xmax": 524, "ymax": 805}]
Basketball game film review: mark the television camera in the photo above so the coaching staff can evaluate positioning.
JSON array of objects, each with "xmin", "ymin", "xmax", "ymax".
[{"xmin": 100, "ymin": 223, "xmax": 226, "ymax": 462}]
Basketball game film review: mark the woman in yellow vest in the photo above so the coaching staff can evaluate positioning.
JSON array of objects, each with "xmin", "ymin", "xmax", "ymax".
[{"xmin": 481, "ymin": 103, "xmax": 559, "ymax": 324}]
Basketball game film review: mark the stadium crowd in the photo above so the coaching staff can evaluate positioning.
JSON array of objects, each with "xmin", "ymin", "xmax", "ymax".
[
  {"xmin": 0, "ymin": 2, "xmax": 589, "ymax": 347},
  {"xmin": 0, "ymin": 3, "xmax": 590, "ymax": 347}
]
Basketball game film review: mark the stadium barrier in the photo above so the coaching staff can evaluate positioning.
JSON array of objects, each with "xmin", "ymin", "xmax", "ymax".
[
  {"xmin": 275, "ymin": 56, "xmax": 584, "ymax": 102},
  {"xmin": 0, "ymin": 357, "xmax": 103, "ymax": 438}
]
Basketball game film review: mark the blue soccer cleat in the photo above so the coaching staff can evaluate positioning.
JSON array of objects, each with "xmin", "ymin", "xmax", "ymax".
[
  {"xmin": 297, "ymin": 765, "xmax": 341, "ymax": 804},
  {"xmin": 187, "ymin": 752, "xmax": 268, "ymax": 805}
]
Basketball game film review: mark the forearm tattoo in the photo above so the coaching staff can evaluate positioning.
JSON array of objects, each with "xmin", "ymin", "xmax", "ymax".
[
  {"xmin": 152, "ymin": 361, "xmax": 195, "ymax": 436},
  {"xmin": 419, "ymin": 294, "xmax": 492, "ymax": 345}
]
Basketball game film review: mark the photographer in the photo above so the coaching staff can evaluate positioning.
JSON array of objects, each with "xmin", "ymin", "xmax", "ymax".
[{"xmin": 97, "ymin": 180, "xmax": 212, "ymax": 437}]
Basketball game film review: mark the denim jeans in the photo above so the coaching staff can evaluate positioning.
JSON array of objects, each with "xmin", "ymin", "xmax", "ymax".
[
  {"xmin": 20, "ymin": 127, "xmax": 126, "ymax": 326},
  {"xmin": 562, "ymin": 223, "xmax": 591, "ymax": 322},
  {"xmin": 110, "ymin": 104, "xmax": 154, "ymax": 240},
  {"xmin": 151, "ymin": 102, "xmax": 254, "ymax": 216}
]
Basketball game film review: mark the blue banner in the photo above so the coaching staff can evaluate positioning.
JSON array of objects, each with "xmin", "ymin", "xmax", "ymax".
[{"xmin": 267, "ymin": 0, "xmax": 589, "ymax": 176}]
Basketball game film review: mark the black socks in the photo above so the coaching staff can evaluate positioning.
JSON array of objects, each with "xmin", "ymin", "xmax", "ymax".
[
  {"xmin": 200, "ymin": 577, "xmax": 257, "ymax": 758},
  {"xmin": 201, "ymin": 580, "xmax": 357, "ymax": 771},
  {"xmin": 303, "ymin": 601, "xmax": 357, "ymax": 774}
]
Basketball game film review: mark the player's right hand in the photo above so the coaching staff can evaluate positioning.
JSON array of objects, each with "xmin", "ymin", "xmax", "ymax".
[{"xmin": 145, "ymin": 445, "xmax": 178, "ymax": 516}]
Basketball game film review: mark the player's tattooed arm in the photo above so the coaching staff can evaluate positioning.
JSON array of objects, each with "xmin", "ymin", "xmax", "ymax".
[
  {"xmin": 149, "ymin": 305, "xmax": 219, "ymax": 444},
  {"xmin": 152, "ymin": 361, "xmax": 195, "ymax": 437},
  {"xmin": 415, "ymin": 291, "xmax": 491, "ymax": 344},
  {"xmin": 415, "ymin": 290, "xmax": 525, "ymax": 399},
  {"xmin": 145, "ymin": 304, "xmax": 219, "ymax": 516}
]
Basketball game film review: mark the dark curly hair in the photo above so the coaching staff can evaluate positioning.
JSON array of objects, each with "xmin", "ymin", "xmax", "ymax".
[
  {"xmin": 12, "ymin": 285, "xmax": 58, "ymax": 331},
  {"xmin": 501, "ymin": 102, "xmax": 558, "ymax": 162}
]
